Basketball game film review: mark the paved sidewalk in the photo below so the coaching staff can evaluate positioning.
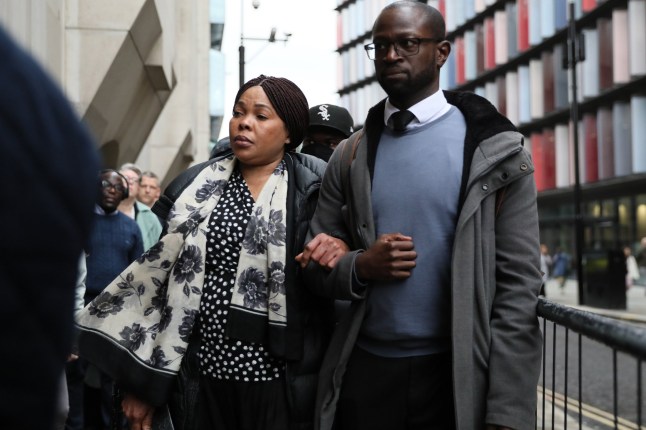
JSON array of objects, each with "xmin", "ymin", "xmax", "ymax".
[
  {"xmin": 541, "ymin": 278, "xmax": 646, "ymax": 324},
  {"xmin": 536, "ymin": 391, "xmax": 596, "ymax": 430}
]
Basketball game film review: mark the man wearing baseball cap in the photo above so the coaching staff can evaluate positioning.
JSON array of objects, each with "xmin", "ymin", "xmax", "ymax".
[{"xmin": 301, "ymin": 104, "xmax": 354, "ymax": 162}]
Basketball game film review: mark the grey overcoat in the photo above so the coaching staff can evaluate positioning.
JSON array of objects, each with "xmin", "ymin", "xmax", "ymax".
[{"xmin": 305, "ymin": 91, "xmax": 543, "ymax": 430}]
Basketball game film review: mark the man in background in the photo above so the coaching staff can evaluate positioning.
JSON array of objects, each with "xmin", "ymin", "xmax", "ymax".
[
  {"xmin": 138, "ymin": 170, "xmax": 161, "ymax": 208},
  {"xmin": 0, "ymin": 25, "xmax": 99, "ymax": 430},
  {"xmin": 118, "ymin": 163, "xmax": 162, "ymax": 250},
  {"xmin": 301, "ymin": 104, "xmax": 354, "ymax": 162},
  {"xmin": 74, "ymin": 169, "xmax": 144, "ymax": 430}
]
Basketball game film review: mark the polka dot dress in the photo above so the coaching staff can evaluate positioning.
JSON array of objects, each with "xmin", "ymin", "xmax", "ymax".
[{"xmin": 197, "ymin": 169, "xmax": 285, "ymax": 382}]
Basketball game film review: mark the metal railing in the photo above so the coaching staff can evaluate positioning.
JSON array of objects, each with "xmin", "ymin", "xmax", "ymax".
[{"xmin": 537, "ymin": 298, "xmax": 646, "ymax": 430}]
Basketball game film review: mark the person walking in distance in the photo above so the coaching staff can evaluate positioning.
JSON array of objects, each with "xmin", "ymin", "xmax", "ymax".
[
  {"xmin": 624, "ymin": 245, "xmax": 640, "ymax": 289},
  {"xmin": 298, "ymin": 2, "xmax": 542, "ymax": 429},
  {"xmin": 551, "ymin": 246, "xmax": 571, "ymax": 293},
  {"xmin": 539, "ymin": 243, "xmax": 552, "ymax": 296},
  {"xmin": 635, "ymin": 237, "xmax": 646, "ymax": 285}
]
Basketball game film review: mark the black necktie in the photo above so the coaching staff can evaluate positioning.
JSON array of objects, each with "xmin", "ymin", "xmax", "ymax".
[{"xmin": 391, "ymin": 110, "xmax": 415, "ymax": 132}]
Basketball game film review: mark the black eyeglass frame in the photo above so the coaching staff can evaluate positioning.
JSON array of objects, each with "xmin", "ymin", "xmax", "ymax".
[
  {"xmin": 364, "ymin": 37, "xmax": 444, "ymax": 60},
  {"xmin": 101, "ymin": 179, "xmax": 127, "ymax": 195}
]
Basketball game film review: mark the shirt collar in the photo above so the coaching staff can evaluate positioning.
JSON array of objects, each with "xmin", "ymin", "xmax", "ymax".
[
  {"xmin": 384, "ymin": 89, "xmax": 451, "ymax": 131},
  {"xmin": 95, "ymin": 204, "xmax": 119, "ymax": 216}
]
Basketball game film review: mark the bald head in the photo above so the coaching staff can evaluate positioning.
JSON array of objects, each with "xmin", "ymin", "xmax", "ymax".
[
  {"xmin": 369, "ymin": 0, "xmax": 451, "ymax": 107},
  {"xmin": 376, "ymin": 1, "xmax": 446, "ymax": 41}
]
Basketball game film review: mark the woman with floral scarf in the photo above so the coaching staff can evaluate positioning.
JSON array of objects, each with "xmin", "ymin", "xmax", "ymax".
[{"xmin": 76, "ymin": 75, "xmax": 348, "ymax": 430}]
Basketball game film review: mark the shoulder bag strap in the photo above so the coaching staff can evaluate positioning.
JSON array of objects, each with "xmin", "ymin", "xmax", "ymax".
[{"xmin": 339, "ymin": 130, "xmax": 364, "ymax": 204}]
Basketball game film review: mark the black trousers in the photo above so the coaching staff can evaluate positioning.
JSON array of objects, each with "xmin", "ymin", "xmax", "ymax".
[
  {"xmin": 196, "ymin": 375, "xmax": 290, "ymax": 430},
  {"xmin": 336, "ymin": 346, "xmax": 455, "ymax": 430}
]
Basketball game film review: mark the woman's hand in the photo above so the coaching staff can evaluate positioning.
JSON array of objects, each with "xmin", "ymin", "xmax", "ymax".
[
  {"xmin": 296, "ymin": 233, "xmax": 350, "ymax": 270},
  {"xmin": 121, "ymin": 393, "xmax": 155, "ymax": 430}
]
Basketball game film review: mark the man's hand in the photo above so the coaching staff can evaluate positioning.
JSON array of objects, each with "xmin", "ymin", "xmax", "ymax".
[
  {"xmin": 296, "ymin": 233, "xmax": 350, "ymax": 270},
  {"xmin": 122, "ymin": 393, "xmax": 155, "ymax": 430},
  {"xmin": 355, "ymin": 233, "xmax": 416, "ymax": 281}
]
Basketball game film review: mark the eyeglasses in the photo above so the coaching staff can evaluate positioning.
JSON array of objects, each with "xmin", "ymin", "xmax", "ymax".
[
  {"xmin": 364, "ymin": 37, "xmax": 442, "ymax": 60},
  {"xmin": 101, "ymin": 180, "xmax": 127, "ymax": 194}
]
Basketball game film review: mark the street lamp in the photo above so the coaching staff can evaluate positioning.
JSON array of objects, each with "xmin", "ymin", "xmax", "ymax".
[
  {"xmin": 238, "ymin": 1, "xmax": 291, "ymax": 87},
  {"xmin": 566, "ymin": 0, "xmax": 585, "ymax": 304}
]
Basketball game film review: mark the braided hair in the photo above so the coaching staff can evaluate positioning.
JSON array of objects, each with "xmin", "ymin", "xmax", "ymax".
[{"xmin": 234, "ymin": 75, "xmax": 309, "ymax": 152}]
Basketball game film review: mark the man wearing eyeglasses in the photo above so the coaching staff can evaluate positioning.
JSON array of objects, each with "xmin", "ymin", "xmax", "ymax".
[
  {"xmin": 301, "ymin": 2, "xmax": 542, "ymax": 430},
  {"xmin": 86, "ymin": 169, "xmax": 143, "ymax": 305},
  {"xmin": 70, "ymin": 169, "xmax": 144, "ymax": 430}
]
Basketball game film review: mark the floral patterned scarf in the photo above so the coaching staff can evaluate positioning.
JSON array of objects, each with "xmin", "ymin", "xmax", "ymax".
[{"xmin": 76, "ymin": 155, "xmax": 289, "ymax": 378}]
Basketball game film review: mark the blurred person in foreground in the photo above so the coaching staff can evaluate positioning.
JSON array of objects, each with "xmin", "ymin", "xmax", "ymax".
[
  {"xmin": 76, "ymin": 75, "xmax": 347, "ymax": 430},
  {"xmin": 300, "ymin": 104, "xmax": 354, "ymax": 162},
  {"xmin": 0, "ymin": 25, "xmax": 99, "ymax": 430},
  {"xmin": 138, "ymin": 170, "xmax": 161, "ymax": 208},
  {"xmin": 298, "ymin": 2, "xmax": 542, "ymax": 429}
]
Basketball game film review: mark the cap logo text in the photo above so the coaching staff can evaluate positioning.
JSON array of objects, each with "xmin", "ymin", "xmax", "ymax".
[{"xmin": 317, "ymin": 105, "xmax": 330, "ymax": 121}]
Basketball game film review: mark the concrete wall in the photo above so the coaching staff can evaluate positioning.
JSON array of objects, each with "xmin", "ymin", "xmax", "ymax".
[{"xmin": 0, "ymin": 0, "xmax": 210, "ymax": 184}]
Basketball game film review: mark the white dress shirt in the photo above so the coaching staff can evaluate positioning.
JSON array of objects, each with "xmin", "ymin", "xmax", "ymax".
[{"xmin": 384, "ymin": 89, "xmax": 451, "ymax": 131}]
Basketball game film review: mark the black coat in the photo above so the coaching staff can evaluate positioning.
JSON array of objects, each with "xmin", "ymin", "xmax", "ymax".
[{"xmin": 154, "ymin": 152, "xmax": 333, "ymax": 430}]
